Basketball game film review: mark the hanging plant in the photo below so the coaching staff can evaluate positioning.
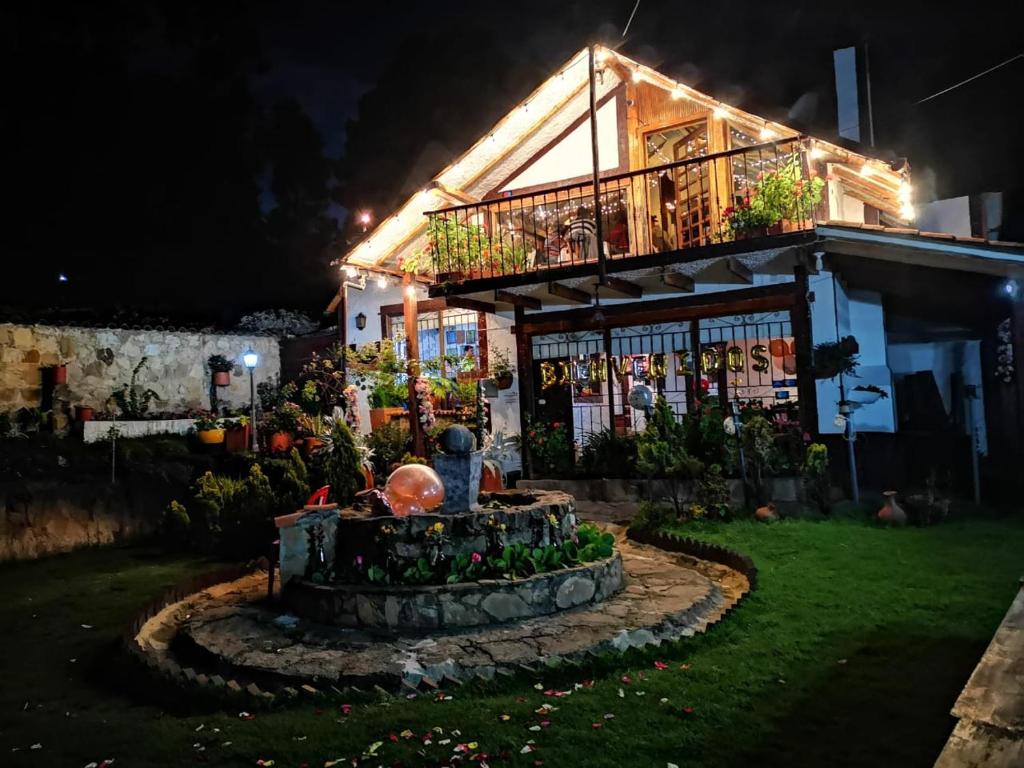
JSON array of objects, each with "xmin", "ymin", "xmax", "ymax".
[{"xmin": 813, "ymin": 336, "xmax": 859, "ymax": 380}]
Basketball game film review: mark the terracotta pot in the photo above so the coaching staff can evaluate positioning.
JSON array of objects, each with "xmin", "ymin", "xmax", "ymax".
[
  {"xmin": 481, "ymin": 459, "xmax": 504, "ymax": 491},
  {"xmin": 494, "ymin": 372, "xmax": 514, "ymax": 390},
  {"xmin": 76, "ymin": 405, "xmax": 94, "ymax": 422},
  {"xmin": 755, "ymin": 503, "xmax": 778, "ymax": 522},
  {"xmin": 456, "ymin": 370, "xmax": 481, "ymax": 383},
  {"xmin": 213, "ymin": 371, "xmax": 231, "ymax": 387},
  {"xmin": 197, "ymin": 428, "xmax": 225, "ymax": 445},
  {"xmin": 269, "ymin": 431, "xmax": 293, "ymax": 453},
  {"xmin": 302, "ymin": 436, "xmax": 323, "ymax": 457},
  {"xmin": 878, "ymin": 491, "xmax": 907, "ymax": 525},
  {"xmin": 225, "ymin": 424, "xmax": 251, "ymax": 453},
  {"xmin": 51, "ymin": 365, "xmax": 68, "ymax": 385},
  {"xmin": 369, "ymin": 407, "xmax": 405, "ymax": 431}
]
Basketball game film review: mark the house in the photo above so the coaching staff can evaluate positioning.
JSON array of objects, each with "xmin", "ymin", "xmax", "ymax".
[{"xmin": 329, "ymin": 46, "xmax": 1024, "ymax": 502}]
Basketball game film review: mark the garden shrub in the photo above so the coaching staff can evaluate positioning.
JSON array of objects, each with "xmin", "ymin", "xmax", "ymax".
[
  {"xmin": 802, "ymin": 442, "xmax": 830, "ymax": 514},
  {"xmin": 365, "ymin": 421, "xmax": 410, "ymax": 478},
  {"xmin": 580, "ymin": 428, "xmax": 638, "ymax": 477},
  {"xmin": 524, "ymin": 417, "xmax": 573, "ymax": 476},
  {"xmin": 631, "ymin": 500, "xmax": 676, "ymax": 531},
  {"xmin": 161, "ymin": 500, "xmax": 191, "ymax": 550},
  {"xmin": 741, "ymin": 414, "xmax": 778, "ymax": 504},
  {"xmin": 695, "ymin": 463, "xmax": 732, "ymax": 519},
  {"xmin": 258, "ymin": 448, "xmax": 310, "ymax": 517},
  {"xmin": 684, "ymin": 401, "xmax": 728, "ymax": 468},
  {"xmin": 318, "ymin": 421, "xmax": 364, "ymax": 506},
  {"xmin": 218, "ymin": 464, "xmax": 276, "ymax": 559},
  {"xmin": 637, "ymin": 396, "xmax": 704, "ymax": 514}
]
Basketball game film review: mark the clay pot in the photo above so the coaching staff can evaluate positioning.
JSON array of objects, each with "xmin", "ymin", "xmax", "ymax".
[
  {"xmin": 75, "ymin": 405, "xmax": 94, "ymax": 422},
  {"xmin": 878, "ymin": 491, "xmax": 907, "ymax": 525},
  {"xmin": 481, "ymin": 459, "xmax": 504, "ymax": 491},
  {"xmin": 369, "ymin": 407, "xmax": 405, "ymax": 431},
  {"xmin": 197, "ymin": 428, "xmax": 225, "ymax": 445},
  {"xmin": 51, "ymin": 365, "xmax": 68, "ymax": 385},
  {"xmin": 225, "ymin": 424, "xmax": 250, "ymax": 453},
  {"xmin": 493, "ymin": 372, "xmax": 514, "ymax": 390},
  {"xmin": 269, "ymin": 431, "xmax": 293, "ymax": 453},
  {"xmin": 213, "ymin": 371, "xmax": 231, "ymax": 387},
  {"xmin": 755, "ymin": 503, "xmax": 778, "ymax": 522}
]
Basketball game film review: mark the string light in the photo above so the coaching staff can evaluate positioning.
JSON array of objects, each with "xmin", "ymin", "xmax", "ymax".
[
  {"xmin": 810, "ymin": 146, "xmax": 826, "ymax": 160},
  {"xmin": 377, "ymin": 274, "xmax": 389, "ymax": 289},
  {"xmin": 713, "ymin": 106, "xmax": 729, "ymax": 119},
  {"xmin": 671, "ymin": 88, "xmax": 685, "ymax": 100},
  {"xmin": 860, "ymin": 164, "xmax": 875, "ymax": 178},
  {"xmin": 759, "ymin": 126, "xmax": 775, "ymax": 140},
  {"xmin": 632, "ymin": 69, "xmax": 643, "ymax": 83},
  {"xmin": 344, "ymin": 265, "xmax": 359, "ymax": 278}
]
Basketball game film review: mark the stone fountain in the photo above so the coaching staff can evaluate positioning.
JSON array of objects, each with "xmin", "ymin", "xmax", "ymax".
[{"xmin": 275, "ymin": 425, "xmax": 624, "ymax": 632}]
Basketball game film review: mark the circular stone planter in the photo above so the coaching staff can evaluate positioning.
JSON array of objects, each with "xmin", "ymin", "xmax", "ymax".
[{"xmin": 284, "ymin": 553, "xmax": 623, "ymax": 632}]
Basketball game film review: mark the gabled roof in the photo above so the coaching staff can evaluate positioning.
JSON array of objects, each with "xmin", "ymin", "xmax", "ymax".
[{"xmin": 339, "ymin": 45, "xmax": 908, "ymax": 273}]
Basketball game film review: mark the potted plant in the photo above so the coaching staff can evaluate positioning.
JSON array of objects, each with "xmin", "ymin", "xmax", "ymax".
[
  {"xmin": 222, "ymin": 415, "xmax": 251, "ymax": 452},
  {"xmin": 208, "ymin": 354, "xmax": 234, "ymax": 387},
  {"xmin": 847, "ymin": 384, "xmax": 889, "ymax": 406},
  {"xmin": 488, "ymin": 346, "xmax": 514, "ymax": 390},
  {"xmin": 813, "ymin": 336, "xmax": 859, "ymax": 380},
  {"xmin": 346, "ymin": 340, "xmax": 408, "ymax": 430},
  {"xmin": 50, "ymin": 362, "xmax": 68, "ymax": 385},
  {"xmin": 194, "ymin": 413, "xmax": 225, "ymax": 445},
  {"xmin": 724, "ymin": 155, "xmax": 826, "ymax": 239},
  {"xmin": 265, "ymin": 401, "xmax": 302, "ymax": 453},
  {"xmin": 109, "ymin": 358, "xmax": 161, "ymax": 419}
]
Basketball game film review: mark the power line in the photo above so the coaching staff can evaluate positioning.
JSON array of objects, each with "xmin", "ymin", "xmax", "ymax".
[
  {"xmin": 622, "ymin": 0, "xmax": 640, "ymax": 37},
  {"xmin": 916, "ymin": 52, "xmax": 1023, "ymax": 104}
]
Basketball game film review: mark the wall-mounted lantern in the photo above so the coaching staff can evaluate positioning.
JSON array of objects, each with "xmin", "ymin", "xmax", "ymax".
[{"xmin": 355, "ymin": 312, "xmax": 367, "ymax": 331}]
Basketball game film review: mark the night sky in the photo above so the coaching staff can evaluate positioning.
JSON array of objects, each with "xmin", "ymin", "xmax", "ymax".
[{"xmin": 5, "ymin": 1, "xmax": 1023, "ymax": 324}]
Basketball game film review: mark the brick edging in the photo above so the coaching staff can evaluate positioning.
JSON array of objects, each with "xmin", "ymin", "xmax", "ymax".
[
  {"xmin": 626, "ymin": 526, "xmax": 758, "ymax": 590},
  {"xmin": 120, "ymin": 563, "xmax": 283, "ymax": 706}
]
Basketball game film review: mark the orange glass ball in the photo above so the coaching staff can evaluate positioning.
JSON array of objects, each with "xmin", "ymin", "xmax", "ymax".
[{"xmin": 384, "ymin": 464, "xmax": 445, "ymax": 516}]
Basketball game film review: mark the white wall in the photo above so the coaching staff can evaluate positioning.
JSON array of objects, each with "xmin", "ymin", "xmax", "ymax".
[
  {"xmin": 810, "ymin": 274, "xmax": 896, "ymax": 433},
  {"xmin": 501, "ymin": 98, "xmax": 620, "ymax": 192},
  {"xmin": 916, "ymin": 196, "xmax": 971, "ymax": 237}
]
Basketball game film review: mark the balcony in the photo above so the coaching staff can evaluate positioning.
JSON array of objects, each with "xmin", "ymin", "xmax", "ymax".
[{"xmin": 424, "ymin": 137, "xmax": 825, "ymax": 288}]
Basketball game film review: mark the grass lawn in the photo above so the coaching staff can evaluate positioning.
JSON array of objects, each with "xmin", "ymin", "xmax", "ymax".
[{"xmin": 2, "ymin": 517, "xmax": 1022, "ymax": 768}]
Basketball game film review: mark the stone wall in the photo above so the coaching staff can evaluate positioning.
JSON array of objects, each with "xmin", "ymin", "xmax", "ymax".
[{"xmin": 0, "ymin": 323, "xmax": 280, "ymax": 422}]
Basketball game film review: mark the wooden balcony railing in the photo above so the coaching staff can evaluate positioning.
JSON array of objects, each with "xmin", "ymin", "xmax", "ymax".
[{"xmin": 425, "ymin": 137, "xmax": 824, "ymax": 284}]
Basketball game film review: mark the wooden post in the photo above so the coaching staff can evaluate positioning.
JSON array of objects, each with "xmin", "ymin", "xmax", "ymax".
[
  {"xmin": 337, "ymin": 286, "xmax": 347, "ymax": 378},
  {"xmin": 791, "ymin": 265, "xmax": 818, "ymax": 438},
  {"xmin": 588, "ymin": 44, "xmax": 606, "ymax": 285},
  {"xmin": 603, "ymin": 327, "xmax": 615, "ymax": 433},
  {"xmin": 403, "ymin": 274, "xmax": 425, "ymax": 457},
  {"xmin": 513, "ymin": 305, "xmax": 535, "ymax": 477}
]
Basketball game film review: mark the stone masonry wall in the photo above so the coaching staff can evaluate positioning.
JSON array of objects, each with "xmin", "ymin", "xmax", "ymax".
[{"xmin": 0, "ymin": 323, "xmax": 281, "ymax": 421}]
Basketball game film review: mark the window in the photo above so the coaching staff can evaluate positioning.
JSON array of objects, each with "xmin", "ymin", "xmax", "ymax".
[
  {"xmin": 385, "ymin": 306, "xmax": 487, "ymax": 372},
  {"xmin": 644, "ymin": 119, "xmax": 711, "ymax": 249}
]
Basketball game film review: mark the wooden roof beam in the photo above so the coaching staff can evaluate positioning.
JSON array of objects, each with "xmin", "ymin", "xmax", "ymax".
[
  {"xmin": 548, "ymin": 281, "xmax": 592, "ymax": 304},
  {"xmin": 494, "ymin": 290, "xmax": 542, "ymax": 310},
  {"xmin": 727, "ymin": 257, "xmax": 754, "ymax": 284},
  {"xmin": 601, "ymin": 276, "xmax": 643, "ymax": 298},
  {"xmin": 661, "ymin": 271, "xmax": 695, "ymax": 292}
]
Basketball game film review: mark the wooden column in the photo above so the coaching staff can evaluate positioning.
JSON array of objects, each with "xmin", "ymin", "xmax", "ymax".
[
  {"xmin": 513, "ymin": 305, "xmax": 535, "ymax": 477},
  {"xmin": 791, "ymin": 265, "xmax": 818, "ymax": 438},
  {"xmin": 337, "ymin": 287, "xmax": 347, "ymax": 378},
  {"xmin": 603, "ymin": 327, "xmax": 616, "ymax": 433},
  {"xmin": 403, "ymin": 274, "xmax": 425, "ymax": 457}
]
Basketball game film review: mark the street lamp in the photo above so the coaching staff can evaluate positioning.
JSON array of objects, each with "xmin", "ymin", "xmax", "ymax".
[{"xmin": 243, "ymin": 349, "xmax": 259, "ymax": 452}]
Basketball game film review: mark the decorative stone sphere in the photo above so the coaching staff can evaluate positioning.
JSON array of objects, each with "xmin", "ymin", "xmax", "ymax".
[
  {"xmin": 438, "ymin": 424, "xmax": 475, "ymax": 455},
  {"xmin": 384, "ymin": 464, "xmax": 445, "ymax": 516}
]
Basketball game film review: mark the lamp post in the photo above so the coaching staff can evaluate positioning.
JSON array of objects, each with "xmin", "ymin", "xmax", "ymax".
[{"xmin": 243, "ymin": 349, "xmax": 259, "ymax": 452}]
